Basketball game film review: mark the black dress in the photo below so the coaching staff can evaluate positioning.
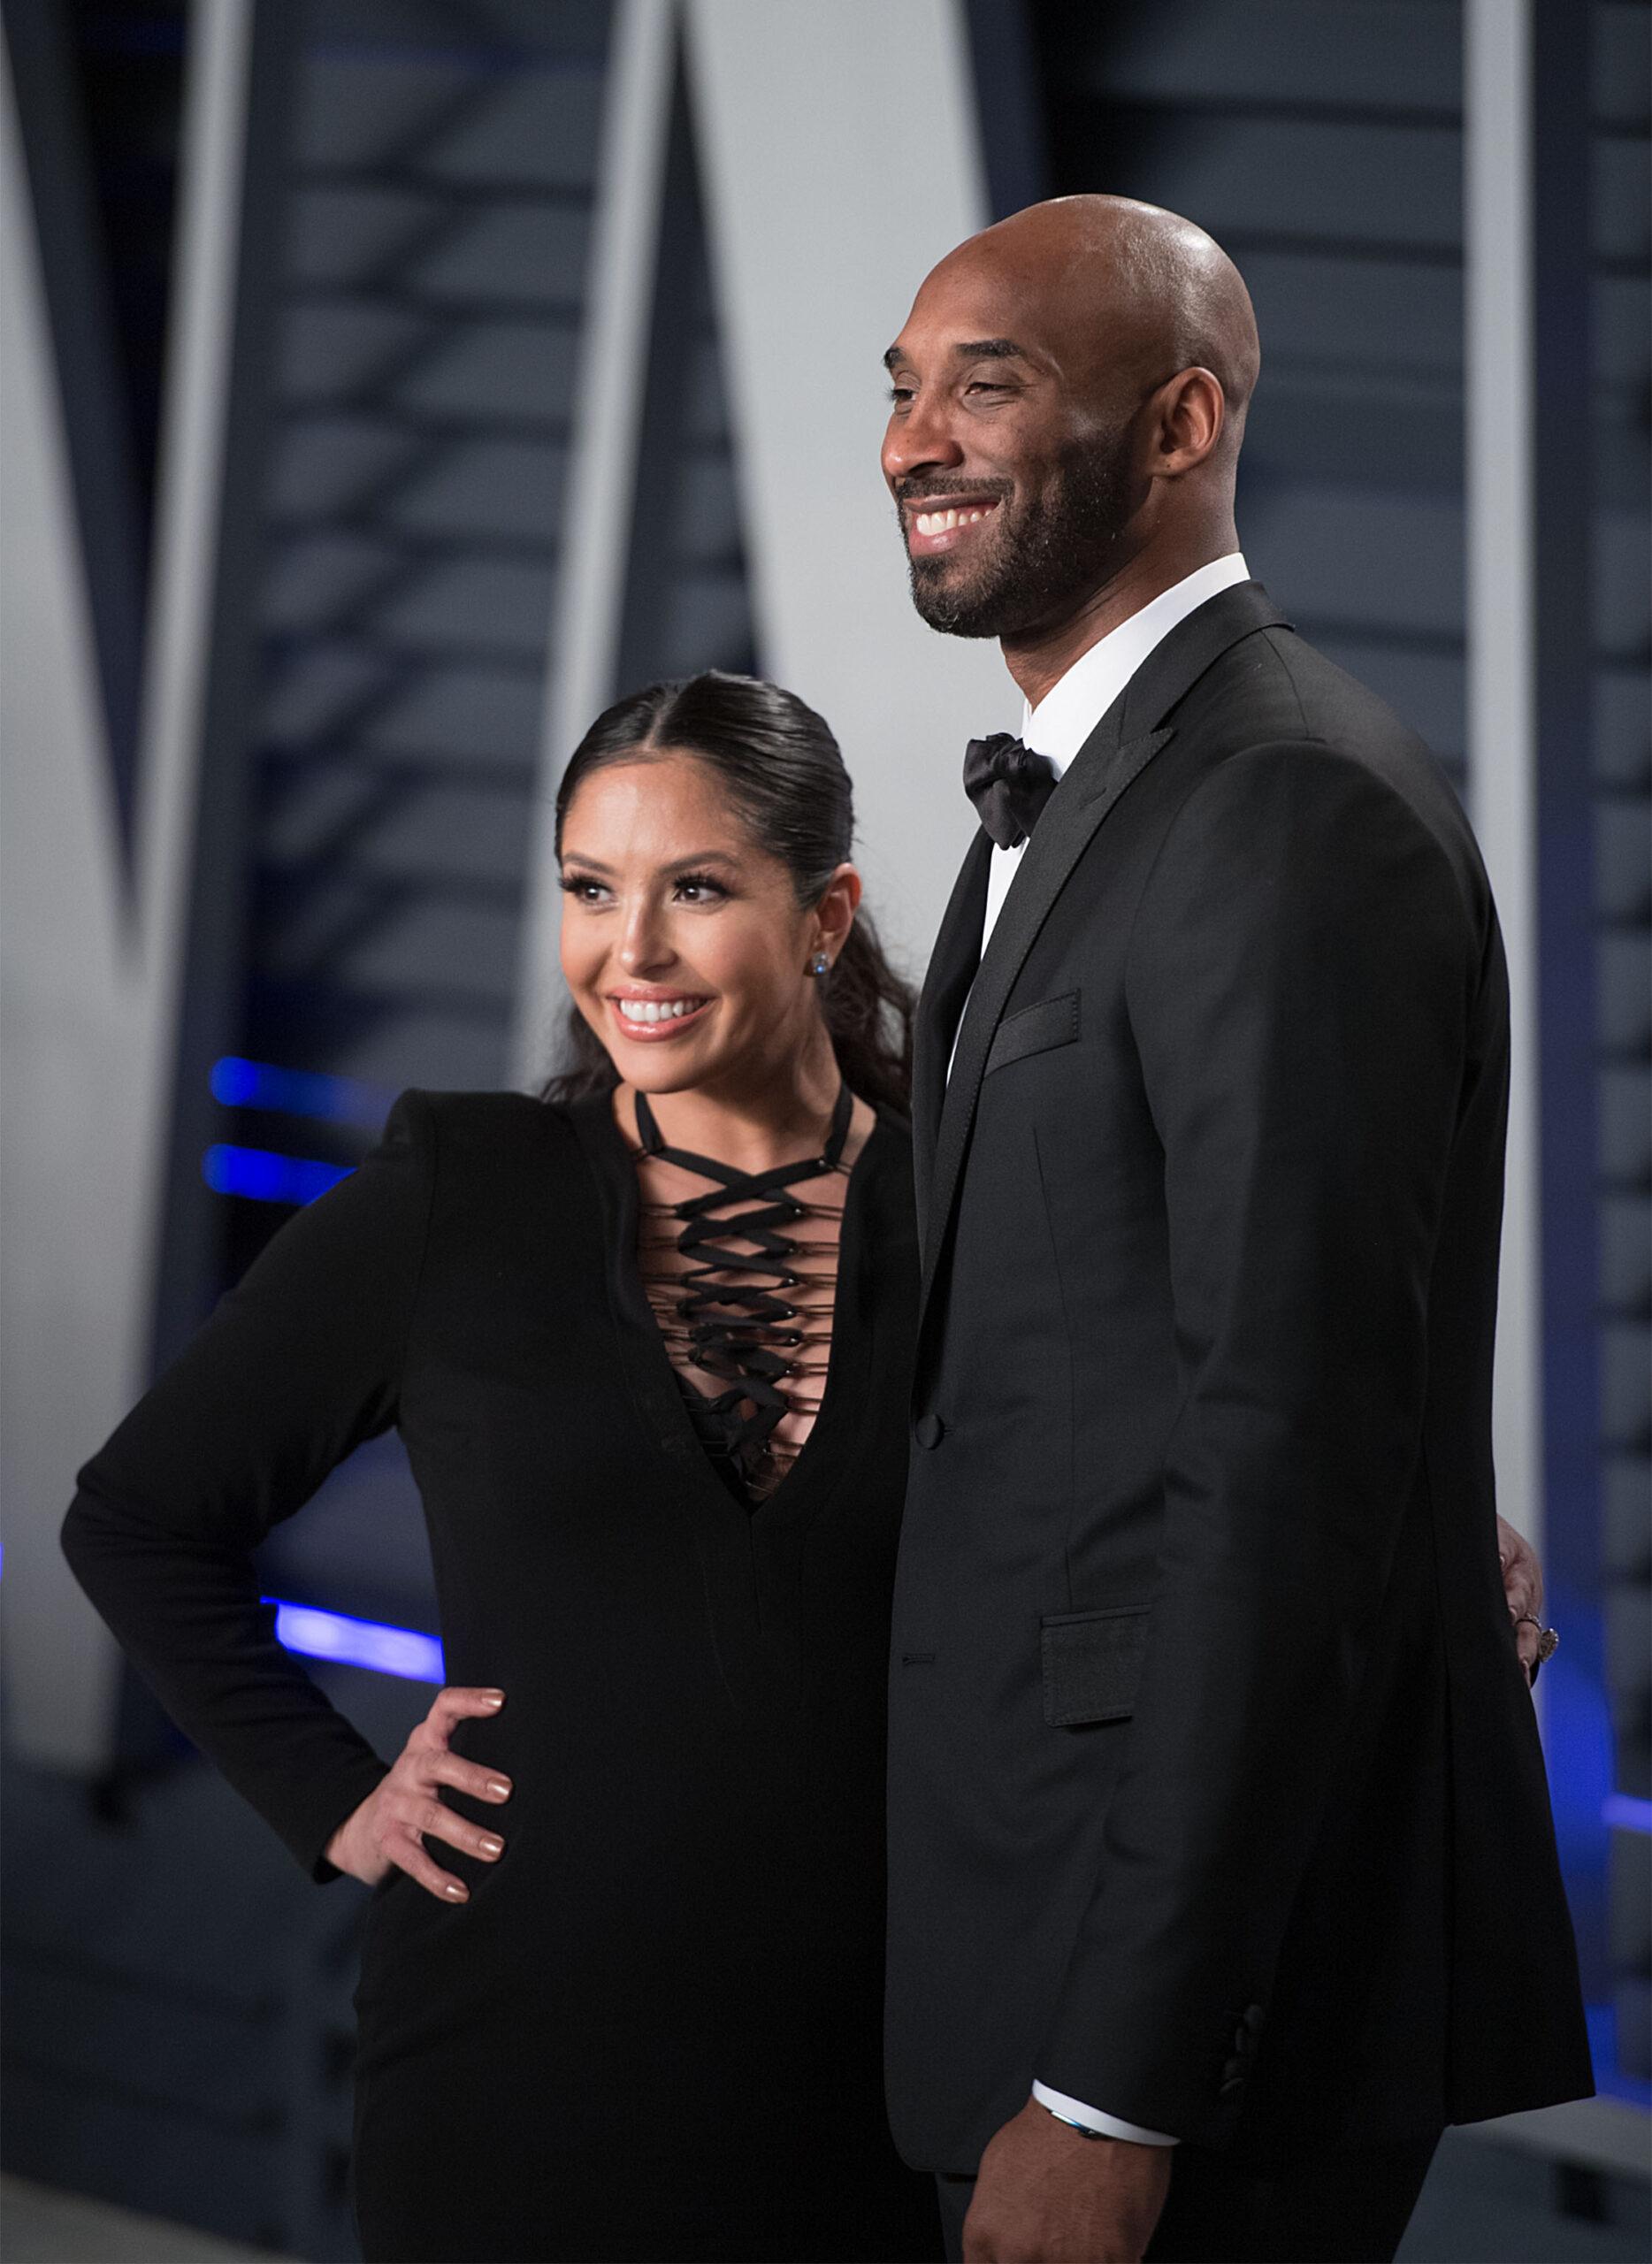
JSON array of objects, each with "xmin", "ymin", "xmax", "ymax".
[{"xmin": 62, "ymin": 1088, "xmax": 943, "ymax": 2263}]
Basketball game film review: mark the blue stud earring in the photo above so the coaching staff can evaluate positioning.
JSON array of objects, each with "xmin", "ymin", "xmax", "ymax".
[{"xmin": 808, "ymin": 951, "xmax": 830, "ymax": 977}]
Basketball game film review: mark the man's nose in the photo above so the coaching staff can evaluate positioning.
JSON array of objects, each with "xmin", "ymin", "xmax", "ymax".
[{"xmin": 883, "ymin": 394, "xmax": 965, "ymax": 486}]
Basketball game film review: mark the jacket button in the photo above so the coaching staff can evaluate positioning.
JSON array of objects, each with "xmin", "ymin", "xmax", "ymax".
[
  {"xmin": 1233, "ymin": 2025, "xmax": 1252, "ymax": 2055},
  {"xmin": 914, "ymin": 1412, "xmax": 945, "ymax": 1449},
  {"xmin": 1219, "ymin": 2076, "xmax": 1245, "ymax": 2100}
]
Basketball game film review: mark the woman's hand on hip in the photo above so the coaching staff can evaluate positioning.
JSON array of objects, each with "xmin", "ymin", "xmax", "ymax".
[{"xmin": 325, "ymin": 1685, "xmax": 510, "ymax": 1900}]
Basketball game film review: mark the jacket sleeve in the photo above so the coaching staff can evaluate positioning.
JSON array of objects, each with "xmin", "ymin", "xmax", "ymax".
[
  {"xmin": 1036, "ymin": 742, "xmax": 1479, "ymax": 2142},
  {"xmin": 61, "ymin": 1090, "xmax": 437, "ymax": 1878}
]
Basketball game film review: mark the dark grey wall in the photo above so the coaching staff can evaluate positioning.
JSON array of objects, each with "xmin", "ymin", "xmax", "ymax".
[{"xmin": 1032, "ymin": 0, "xmax": 1471, "ymax": 783}]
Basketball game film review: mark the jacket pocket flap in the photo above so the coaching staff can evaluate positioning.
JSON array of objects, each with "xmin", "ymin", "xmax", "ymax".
[
  {"xmin": 1041, "ymin": 1606, "xmax": 1149, "ymax": 1725},
  {"xmin": 985, "ymin": 989, "xmax": 1080, "ymax": 1076}
]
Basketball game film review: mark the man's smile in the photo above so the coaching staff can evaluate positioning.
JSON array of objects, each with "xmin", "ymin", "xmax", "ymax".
[{"xmin": 903, "ymin": 494, "xmax": 1004, "ymax": 558}]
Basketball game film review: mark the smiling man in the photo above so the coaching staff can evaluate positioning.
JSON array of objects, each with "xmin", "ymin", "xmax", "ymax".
[{"xmin": 880, "ymin": 196, "xmax": 1590, "ymax": 2264}]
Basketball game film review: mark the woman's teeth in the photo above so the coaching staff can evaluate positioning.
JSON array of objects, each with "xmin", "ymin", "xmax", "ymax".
[
  {"xmin": 616, "ymin": 998, "xmax": 705, "ymax": 1024},
  {"xmin": 914, "ymin": 505, "xmax": 996, "ymax": 536}
]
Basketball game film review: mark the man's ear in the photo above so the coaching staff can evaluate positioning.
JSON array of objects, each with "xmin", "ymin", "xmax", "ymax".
[{"xmin": 1152, "ymin": 366, "xmax": 1226, "ymax": 476}]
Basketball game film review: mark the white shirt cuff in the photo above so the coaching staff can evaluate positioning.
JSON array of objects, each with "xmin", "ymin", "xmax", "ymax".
[{"xmin": 1031, "ymin": 2079, "xmax": 1178, "ymax": 2146}]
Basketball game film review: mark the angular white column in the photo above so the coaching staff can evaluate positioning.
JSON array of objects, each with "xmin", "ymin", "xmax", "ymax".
[
  {"xmin": 1465, "ymin": 0, "xmax": 1543, "ymax": 1555},
  {"xmin": 512, "ymin": 0, "xmax": 678, "ymax": 1088},
  {"xmin": 0, "ymin": 0, "xmax": 255, "ymax": 1767},
  {"xmin": 684, "ymin": 0, "xmax": 1006, "ymax": 983}
]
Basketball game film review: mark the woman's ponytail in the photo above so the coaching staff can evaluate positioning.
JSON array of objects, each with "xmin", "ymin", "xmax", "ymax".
[{"xmin": 818, "ymin": 908, "xmax": 913, "ymax": 1117}]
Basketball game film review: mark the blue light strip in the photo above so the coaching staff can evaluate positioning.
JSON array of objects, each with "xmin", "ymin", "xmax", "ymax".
[
  {"xmin": 203, "ymin": 1143, "xmax": 355, "ymax": 1205},
  {"xmin": 210, "ymin": 1055, "xmax": 394, "ymax": 1130},
  {"xmin": 1602, "ymin": 1793, "xmax": 1652, "ymax": 1836},
  {"xmin": 270, "ymin": 1601, "xmax": 444, "ymax": 1683}
]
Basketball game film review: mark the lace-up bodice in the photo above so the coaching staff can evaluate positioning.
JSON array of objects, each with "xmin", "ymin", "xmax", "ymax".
[{"xmin": 628, "ymin": 1084, "xmax": 856, "ymax": 1503}]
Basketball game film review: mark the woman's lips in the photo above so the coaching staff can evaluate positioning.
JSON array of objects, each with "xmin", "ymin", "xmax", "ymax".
[{"xmin": 607, "ymin": 995, "xmax": 713, "ymax": 1043}]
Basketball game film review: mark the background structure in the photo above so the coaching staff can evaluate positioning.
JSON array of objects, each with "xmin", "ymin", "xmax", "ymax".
[{"xmin": 1, "ymin": 3, "xmax": 1646, "ymax": 2258}]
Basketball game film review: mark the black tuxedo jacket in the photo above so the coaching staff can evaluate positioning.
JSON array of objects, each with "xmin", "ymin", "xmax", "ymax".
[{"xmin": 884, "ymin": 581, "xmax": 1592, "ymax": 2172}]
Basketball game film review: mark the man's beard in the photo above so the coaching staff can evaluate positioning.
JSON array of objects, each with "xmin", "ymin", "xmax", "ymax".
[{"xmin": 904, "ymin": 427, "xmax": 1138, "ymax": 640}]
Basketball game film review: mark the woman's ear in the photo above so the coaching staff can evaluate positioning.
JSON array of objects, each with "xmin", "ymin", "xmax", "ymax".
[{"xmin": 815, "ymin": 864, "xmax": 862, "ymax": 960}]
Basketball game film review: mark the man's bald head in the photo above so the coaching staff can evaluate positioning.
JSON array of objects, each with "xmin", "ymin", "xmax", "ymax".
[
  {"xmin": 882, "ymin": 196, "xmax": 1260, "ymax": 666},
  {"xmin": 930, "ymin": 195, "xmax": 1260, "ymax": 455}
]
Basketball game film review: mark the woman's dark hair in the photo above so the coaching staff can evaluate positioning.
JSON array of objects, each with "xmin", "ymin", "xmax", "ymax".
[{"xmin": 539, "ymin": 671, "xmax": 914, "ymax": 1114}]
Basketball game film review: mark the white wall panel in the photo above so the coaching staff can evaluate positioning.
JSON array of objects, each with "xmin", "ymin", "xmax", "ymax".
[
  {"xmin": 513, "ymin": 0, "xmax": 677, "ymax": 1084},
  {"xmin": 1465, "ymin": 0, "xmax": 1542, "ymax": 1552},
  {"xmin": 0, "ymin": 1, "xmax": 254, "ymax": 1768},
  {"xmin": 0, "ymin": 32, "xmax": 129, "ymax": 1766},
  {"xmin": 684, "ymin": 0, "xmax": 1007, "ymax": 984}
]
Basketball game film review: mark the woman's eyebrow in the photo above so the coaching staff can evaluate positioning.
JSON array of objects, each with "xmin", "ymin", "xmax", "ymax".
[{"xmin": 561, "ymin": 850, "xmax": 741, "ymax": 876}]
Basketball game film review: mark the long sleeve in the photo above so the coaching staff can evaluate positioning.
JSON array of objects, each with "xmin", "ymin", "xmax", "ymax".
[
  {"xmin": 62, "ymin": 1090, "xmax": 437, "ymax": 1878},
  {"xmin": 1036, "ymin": 741, "xmax": 1476, "ymax": 2142}
]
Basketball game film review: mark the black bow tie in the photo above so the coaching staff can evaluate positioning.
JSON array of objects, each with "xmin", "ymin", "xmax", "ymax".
[{"xmin": 962, "ymin": 734, "xmax": 1060, "ymax": 851}]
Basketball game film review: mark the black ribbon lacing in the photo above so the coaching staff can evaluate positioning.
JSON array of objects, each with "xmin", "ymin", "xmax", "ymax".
[{"xmin": 631, "ymin": 1083, "xmax": 853, "ymax": 1499}]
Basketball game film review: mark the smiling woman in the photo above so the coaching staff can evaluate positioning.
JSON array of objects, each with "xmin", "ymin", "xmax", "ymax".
[
  {"xmin": 547, "ymin": 674, "xmax": 921, "ymax": 1503},
  {"xmin": 63, "ymin": 669, "xmax": 941, "ymax": 2263},
  {"xmin": 546, "ymin": 670, "xmax": 914, "ymax": 1117}
]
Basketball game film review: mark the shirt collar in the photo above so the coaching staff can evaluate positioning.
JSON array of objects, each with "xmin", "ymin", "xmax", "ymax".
[{"xmin": 1021, "ymin": 554, "xmax": 1250, "ymax": 779}]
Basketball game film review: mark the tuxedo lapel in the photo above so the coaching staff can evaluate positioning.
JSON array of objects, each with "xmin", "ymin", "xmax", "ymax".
[
  {"xmin": 915, "ymin": 717, "xmax": 1170, "ymax": 1329},
  {"xmin": 915, "ymin": 580, "xmax": 1292, "ymax": 1339},
  {"xmin": 911, "ymin": 831, "xmax": 990, "ymax": 1231}
]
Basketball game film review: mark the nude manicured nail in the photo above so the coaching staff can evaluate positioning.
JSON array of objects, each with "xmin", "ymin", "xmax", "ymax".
[
  {"xmin": 478, "ymin": 1836, "xmax": 503, "ymax": 1858},
  {"xmin": 480, "ymin": 1692, "xmax": 505, "ymax": 1708},
  {"xmin": 443, "ymin": 1883, "xmax": 468, "ymax": 1900},
  {"xmin": 486, "ymin": 1778, "xmax": 511, "ymax": 1800}
]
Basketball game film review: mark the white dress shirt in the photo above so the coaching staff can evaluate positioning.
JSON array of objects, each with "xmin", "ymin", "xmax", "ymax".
[
  {"xmin": 951, "ymin": 553, "xmax": 1250, "ymax": 2145},
  {"xmin": 980, "ymin": 553, "xmax": 1252, "ymax": 959}
]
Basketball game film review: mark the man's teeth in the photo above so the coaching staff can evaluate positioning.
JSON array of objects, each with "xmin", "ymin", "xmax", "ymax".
[
  {"xmin": 914, "ymin": 505, "xmax": 996, "ymax": 537},
  {"xmin": 617, "ymin": 998, "xmax": 705, "ymax": 1023}
]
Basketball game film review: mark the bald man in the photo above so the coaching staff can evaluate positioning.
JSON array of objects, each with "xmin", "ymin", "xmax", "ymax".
[{"xmin": 880, "ymin": 198, "xmax": 1590, "ymax": 2263}]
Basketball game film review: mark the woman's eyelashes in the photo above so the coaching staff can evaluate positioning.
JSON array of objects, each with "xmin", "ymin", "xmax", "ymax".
[
  {"xmin": 558, "ymin": 869, "xmax": 730, "ymax": 906},
  {"xmin": 672, "ymin": 872, "xmax": 730, "ymax": 904}
]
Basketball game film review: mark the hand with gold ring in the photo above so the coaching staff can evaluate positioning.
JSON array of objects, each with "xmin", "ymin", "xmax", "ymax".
[
  {"xmin": 1496, "ymin": 1514, "xmax": 1550, "ymax": 1687},
  {"xmin": 1513, "ymin": 1614, "xmax": 1560, "ymax": 1686}
]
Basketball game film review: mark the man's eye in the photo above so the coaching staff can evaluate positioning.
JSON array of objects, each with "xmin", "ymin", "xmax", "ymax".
[{"xmin": 888, "ymin": 385, "xmax": 914, "ymax": 405}]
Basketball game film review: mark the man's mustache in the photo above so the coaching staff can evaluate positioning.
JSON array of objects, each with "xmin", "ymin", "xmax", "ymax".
[{"xmin": 894, "ymin": 479, "xmax": 1014, "ymax": 509}]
